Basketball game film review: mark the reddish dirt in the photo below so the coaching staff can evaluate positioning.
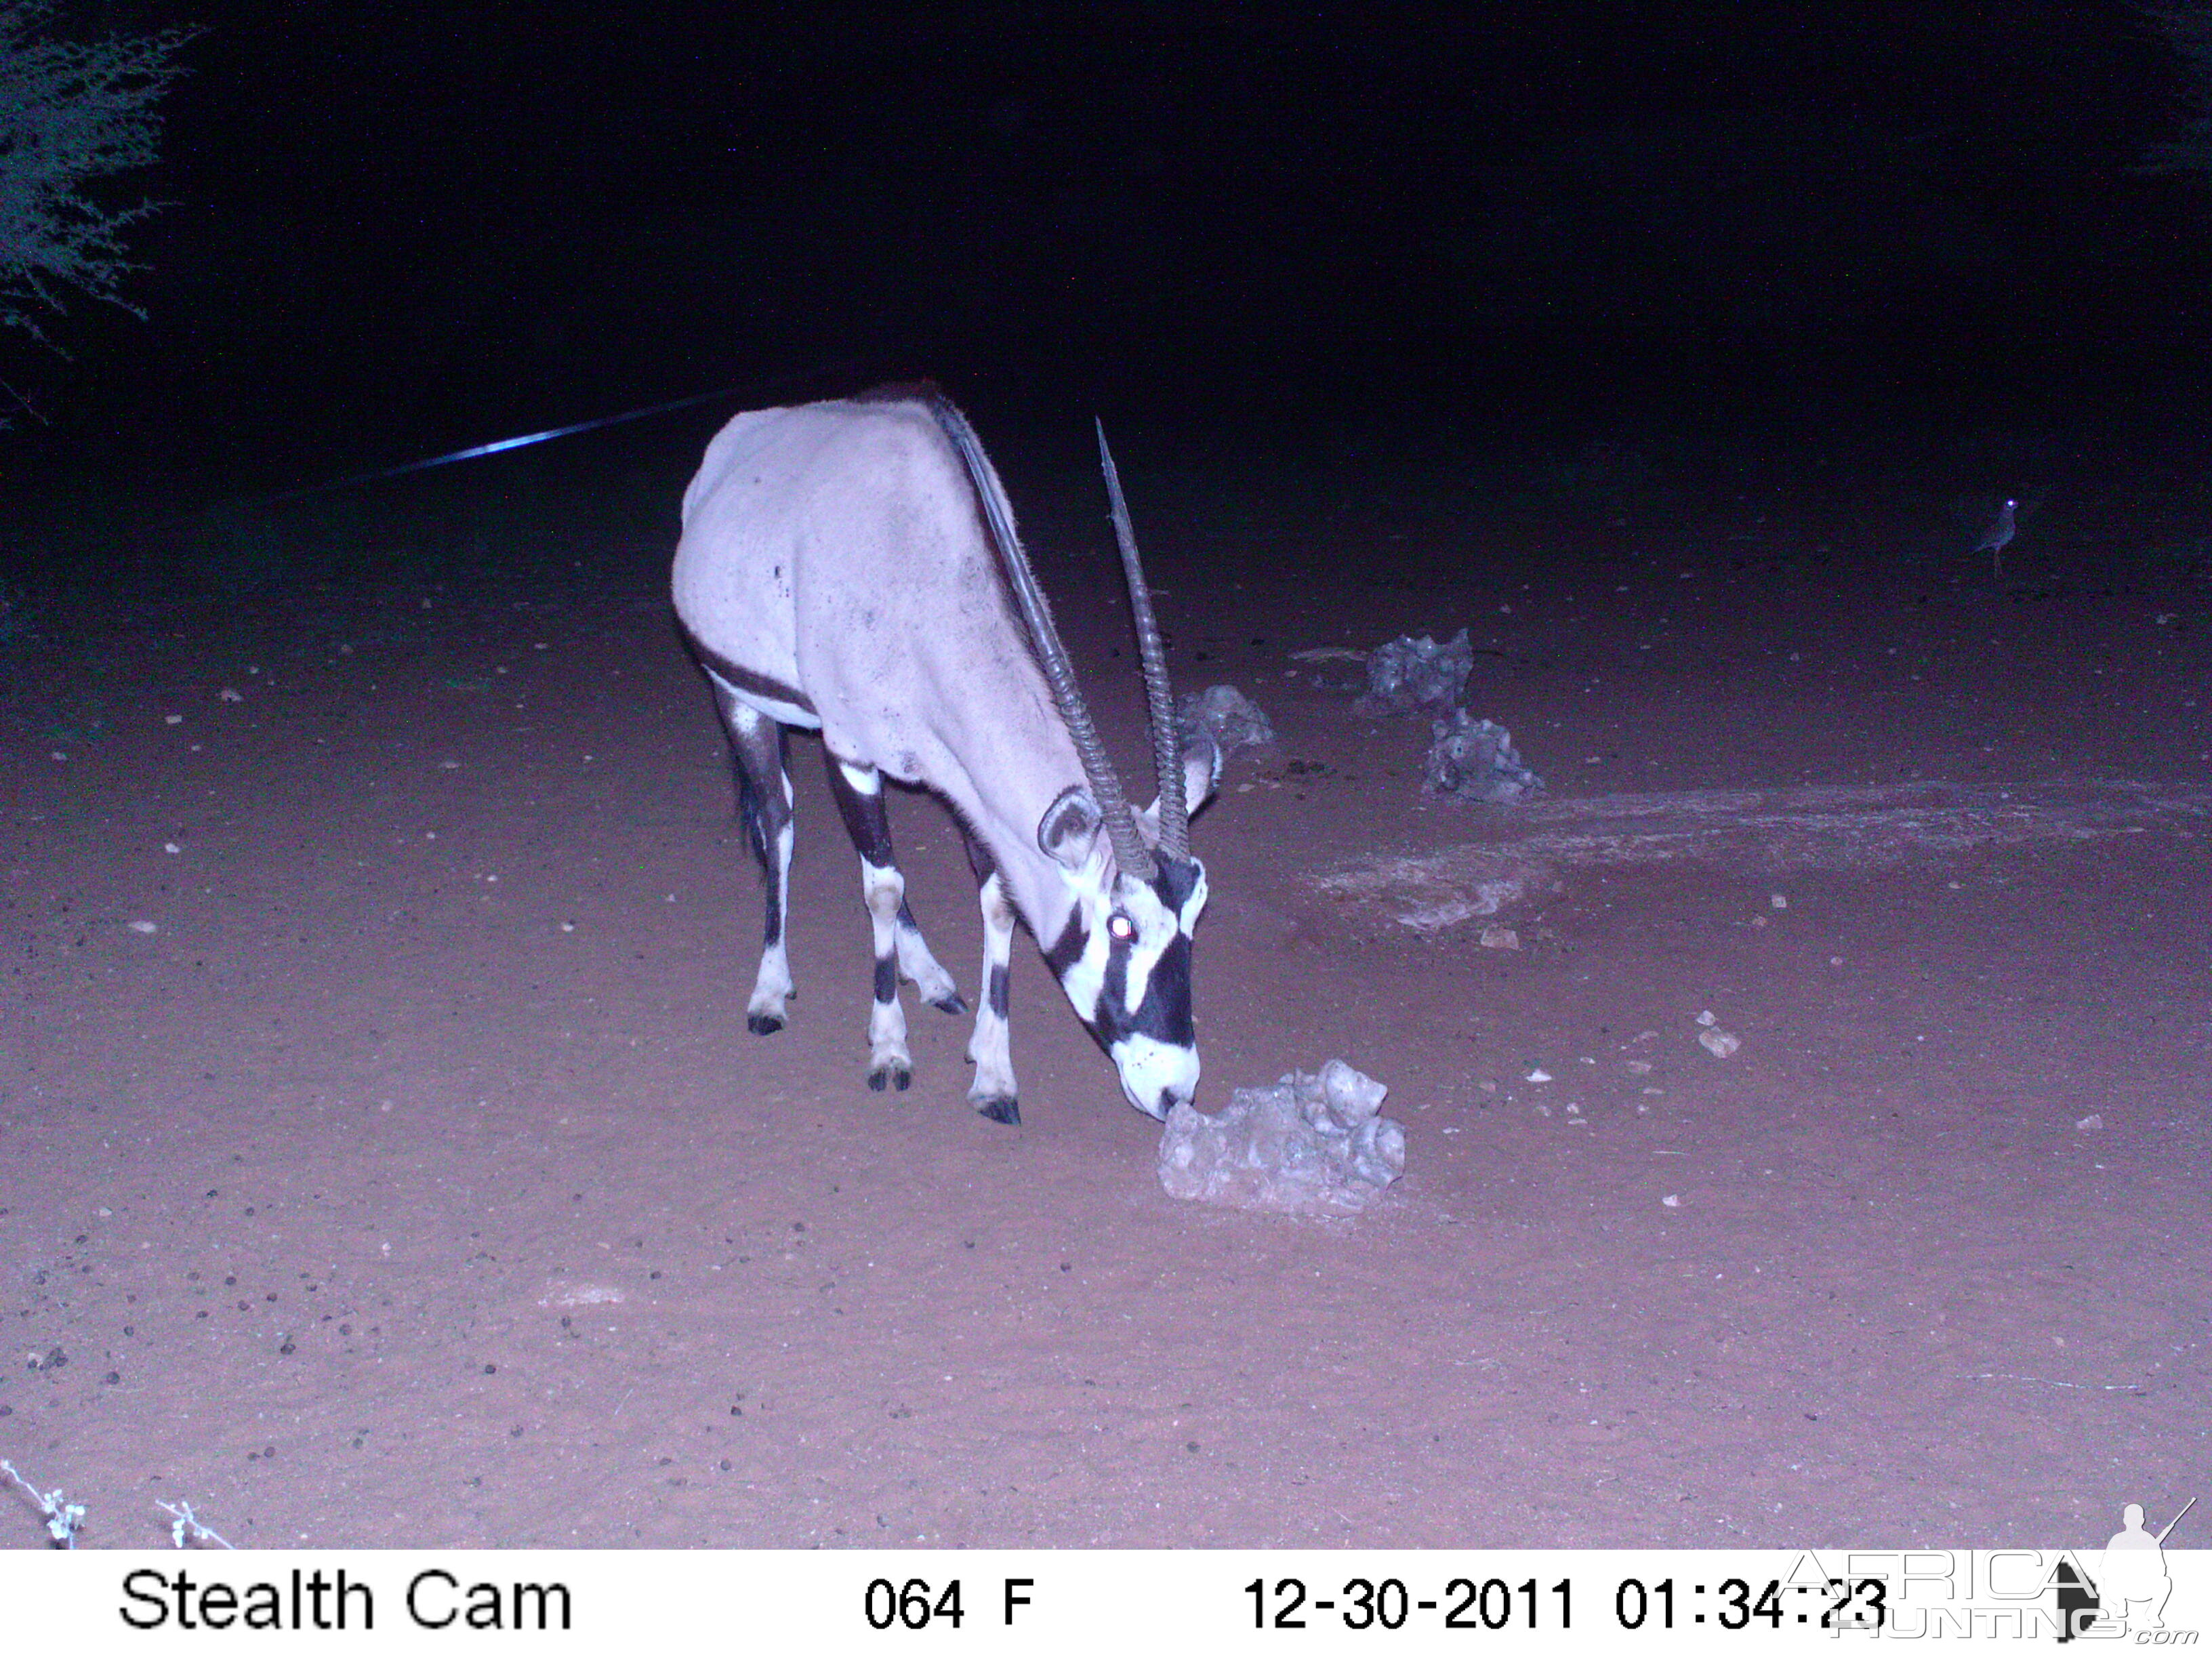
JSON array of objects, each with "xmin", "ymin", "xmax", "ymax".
[{"xmin": 2, "ymin": 441, "xmax": 2206, "ymax": 1549}]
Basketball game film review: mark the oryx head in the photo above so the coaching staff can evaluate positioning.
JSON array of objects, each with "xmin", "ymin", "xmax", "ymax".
[
  {"xmin": 993, "ymin": 419, "xmax": 1221, "ymax": 1120},
  {"xmin": 1036, "ymin": 730, "xmax": 1220, "ymax": 1119}
]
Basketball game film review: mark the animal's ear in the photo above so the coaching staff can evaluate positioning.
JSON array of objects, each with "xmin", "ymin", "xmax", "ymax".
[
  {"xmin": 1038, "ymin": 785, "xmax": 1103, "ymax": 870},
  {"xmin": 1182, "ymin": 733, "xmax": 1222, "ymax": 814},
  {"xmin": 1135, "ymin": 735, "xmax": 1224, "ymax": 845}
]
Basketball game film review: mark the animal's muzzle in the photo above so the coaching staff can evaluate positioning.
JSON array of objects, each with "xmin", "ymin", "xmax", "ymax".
[{"xmin": 1111, "ymin": 1033, "xmax": 1200, "ymax": 1121}]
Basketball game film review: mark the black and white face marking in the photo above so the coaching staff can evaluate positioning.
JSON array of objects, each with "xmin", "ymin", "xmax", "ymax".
[{"xmin": 1046, "ymin": 853, "xmax": 1210, "ymax": 1120}]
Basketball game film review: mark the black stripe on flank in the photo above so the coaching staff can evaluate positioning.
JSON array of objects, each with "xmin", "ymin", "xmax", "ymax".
[
  {"xmin": 873, "ymin": 954, "xmax": 898, "ymax": 1005},
  {"xmin": 677, "ymin": 623, "xmax": 817, "ymax": 719}
]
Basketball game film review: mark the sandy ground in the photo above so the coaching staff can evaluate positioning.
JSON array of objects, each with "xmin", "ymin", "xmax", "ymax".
[{"xmin": 1, "ymin": 432, "xmax": 2206, "ymax": 1549}]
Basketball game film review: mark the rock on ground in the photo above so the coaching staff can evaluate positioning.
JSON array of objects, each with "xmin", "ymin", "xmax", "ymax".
[
  {"xmin": 1355, "ymin": 629, "xmax": 1473, "ymax": 717},
  {"xmin": 1176, "ymin": 683, "xmax": 1276, "ymax": 757},
  {"xmin": 1158, "ymin": 1060, "xmax": 1408, "ymax": 1216},
  {"xmin": 1425, "ymin": 710, "xmax": 1543, "ymax": 804}
]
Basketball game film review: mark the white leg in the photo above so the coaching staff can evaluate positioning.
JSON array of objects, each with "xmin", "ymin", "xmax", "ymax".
[
  {"xmin": 895, "ymin": 907, "xmax": 964, "ymax": 1012},
  {"xmin": 967, "ymin": 872, "xmax": 1020, "ymax": 1123},
  {"xmin": 714, "ymin": 691, "xmax": 797, "ymax": 1037},
  {"xmin": 861, "ymin": 857, "xmax": 912, "ymax": 1092},
  {"xmin": 747, "ymin": 806, "xmax": 794, "ymax": 1031},
  {"xmin": 830, "ymin": 757, "xmax": 964, "ymax": 1015}
]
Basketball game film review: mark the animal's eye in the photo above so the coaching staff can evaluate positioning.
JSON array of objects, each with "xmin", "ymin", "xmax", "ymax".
[{"xmin": 1107, "ymin": 912, "xmax": 1136, "ymax": 943}]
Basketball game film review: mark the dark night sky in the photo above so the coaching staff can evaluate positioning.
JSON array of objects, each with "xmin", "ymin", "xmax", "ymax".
[{"xmin": 14, "ymin": 1, "xmax": 2209, "ymax": 490}]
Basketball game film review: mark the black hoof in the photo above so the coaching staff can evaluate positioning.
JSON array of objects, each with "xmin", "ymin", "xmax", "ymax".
[
  {"xmin": 975, "ymin": 1096, "xmax": 1021, "ymax": 1126},
  {"xmin": 747, "ymin": 1013, "xmax": 784, "ymax": 1036},
  {"xmin": 868, "ymin": 1063, "xmax": 912, "ymax": 1094},
  {"xmin": 928, "ymin": 991, "xmax": 970, "ymax": 1018}
]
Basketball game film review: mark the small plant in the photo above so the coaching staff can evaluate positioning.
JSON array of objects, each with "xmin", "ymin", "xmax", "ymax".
[
  {"xmin": 5, "ymin": 1458, "xmax": 241, "ymax": 1548},
  {"xmin": 2, "ymin": 1456, "xmax": 86, "ymax": 1548},
  {"xmin": 156, "ymin": 1498, "xmax": 235, "ymax": 1550}
]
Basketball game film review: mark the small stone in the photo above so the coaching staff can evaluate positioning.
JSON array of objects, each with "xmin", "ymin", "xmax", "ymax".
[
  {"xmin": 2074, "ymin": 1114, "xmax": 2104, "ymax": 1132},
  {"xmin": 219, "ymin": 688, "xmax": 243, "ymax": 702},
  {"xmin": 1662, "ymin": 1194, "xmax": 1681, "ymax": 1208},
  {"xmin": 1769, "ymin": 893, "xmax": 1788, "ymax": 909},
  {"xmin": 1527, "ymin": 1067, "xmax": 1553, "ymax": 1083},
  {"xmin": 1478, "ymin": 924, "xmax": 1519, "ymax": 950},
  {"xmin": 1698, "ymin": 1029, "xmax": 1740, "ymax": 1059},
  {"xmin": 128, "ymin": 920, "xmax": 158, "ymax": 935},
  {"xmin": 1694, "ymin": 1010, "xmax": 1717, "ymax": 1027}
]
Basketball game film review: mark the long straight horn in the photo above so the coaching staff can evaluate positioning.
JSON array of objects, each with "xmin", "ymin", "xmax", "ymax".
[
  {"xmin": 928, "ymin": 397, "xmax": 1154, "ymax": 881},
  {"xmin": 1096, "ymin": 422, "xmax": 1188, "ymax": 860}
]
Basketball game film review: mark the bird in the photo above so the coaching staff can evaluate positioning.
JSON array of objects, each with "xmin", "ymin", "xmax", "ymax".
[{"xmin": 1972, "ymin": 497, "xmax": 2018, "ymax": 579}]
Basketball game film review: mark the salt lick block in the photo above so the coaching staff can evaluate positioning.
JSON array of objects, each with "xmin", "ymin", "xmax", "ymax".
[
  {"xmin": 1357, "ymin": 629, "xmax": 1473, "ymax": 717},
  {"xmin": 1176, "ymin": 682, "xmax": 1276, "ymax": 756},
  {"xmin": 1425, "ymin": 710, "xmax": 1542, "ymax": 804},
  {"xmin": 1158, "ymin": 1059, "xmax": 1408, "ymax": 1216}
]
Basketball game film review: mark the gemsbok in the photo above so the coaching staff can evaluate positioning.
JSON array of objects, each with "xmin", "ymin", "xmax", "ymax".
[{"xmin": 671, "ymin": 384, "xmax": 1218, "ymax": 1125}]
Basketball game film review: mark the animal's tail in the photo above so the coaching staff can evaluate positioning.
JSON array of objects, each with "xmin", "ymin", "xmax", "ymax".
[{"xmin": 733, "ymin": 758, "xmax": 772, "ymax": 872}]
